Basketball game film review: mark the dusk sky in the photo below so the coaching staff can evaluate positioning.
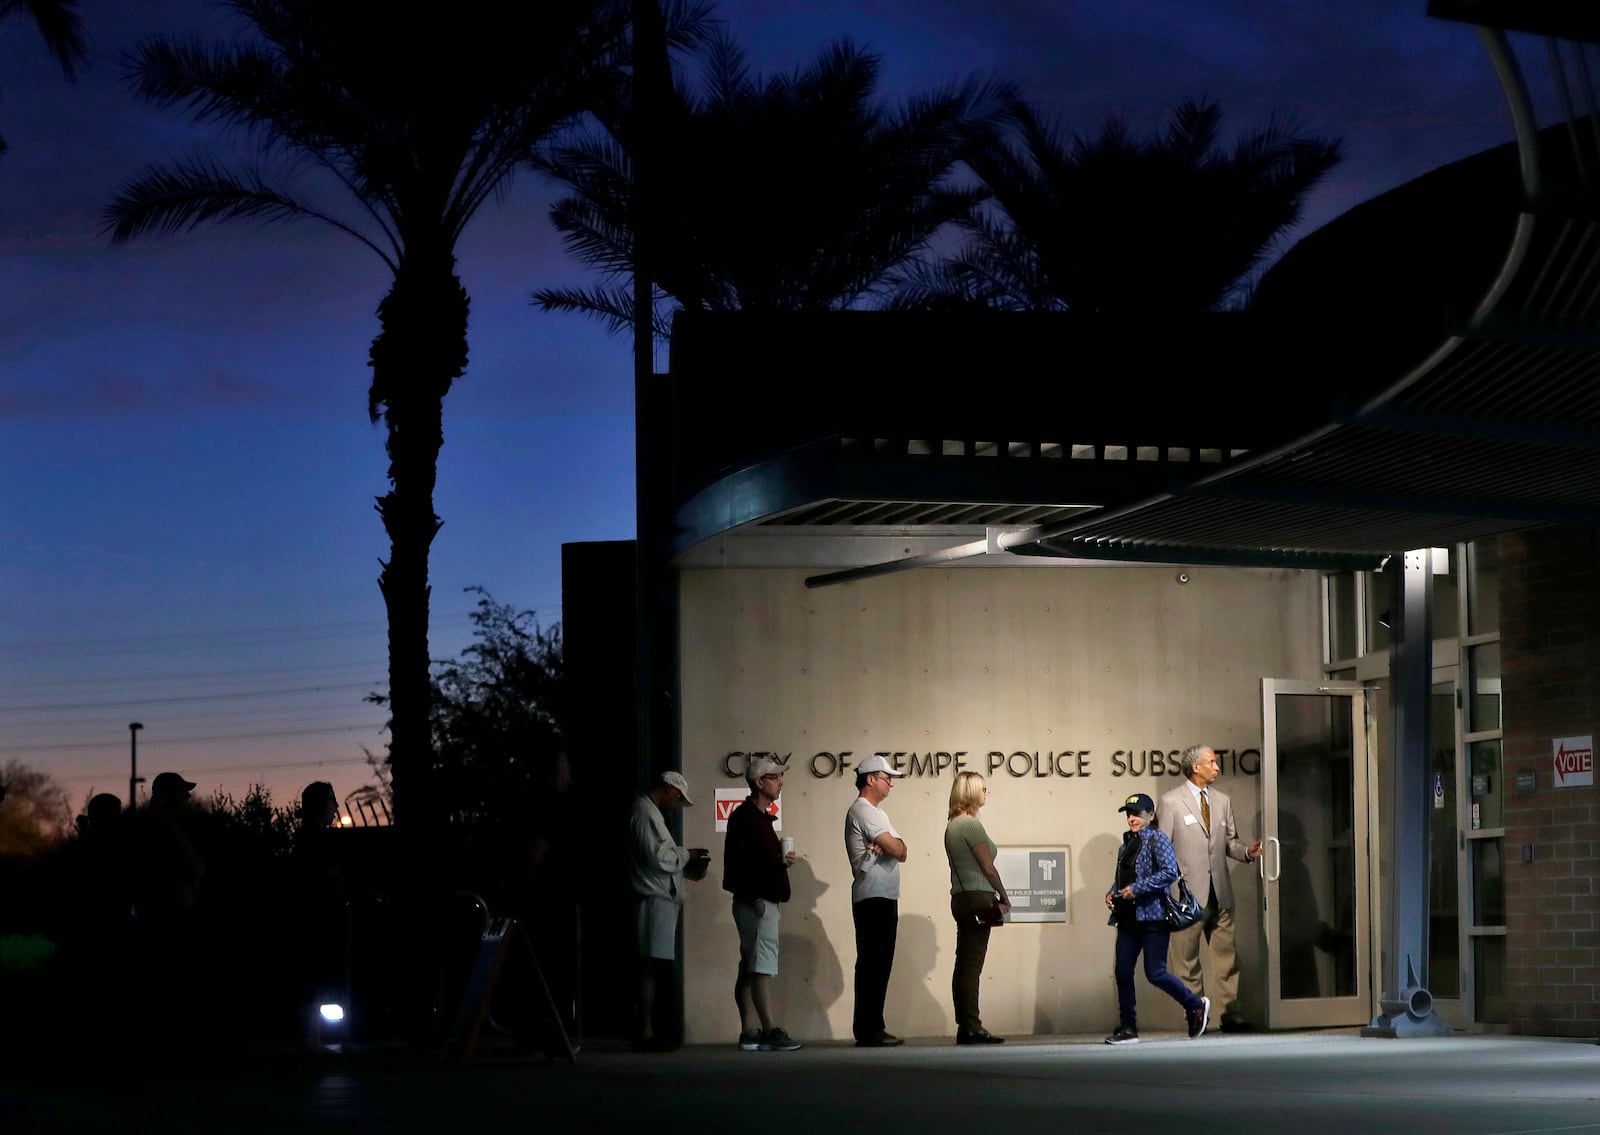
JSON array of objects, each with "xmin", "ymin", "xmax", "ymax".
[{"xmin": 1, "ymin": 1, "xmax": 1515, "ymax": 811}]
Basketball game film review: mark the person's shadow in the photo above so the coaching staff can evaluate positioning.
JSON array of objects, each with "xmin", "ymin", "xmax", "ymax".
[
  {"xmin": 1033, "ymin": 833, "xmax": 1121, "ymax": 1035},
  {"xmin": 775, "ymin": 856, "xmax": 844, "ymax": 1038},
  {"xmin": 885, "ymin": 913, "xmax": 946, "ymax": 1038}
]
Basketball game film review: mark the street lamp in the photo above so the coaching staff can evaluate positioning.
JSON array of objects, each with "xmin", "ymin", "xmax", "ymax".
[{"xmin": 128, "ymin": 722, "xmax": 145, "ymax": 809}]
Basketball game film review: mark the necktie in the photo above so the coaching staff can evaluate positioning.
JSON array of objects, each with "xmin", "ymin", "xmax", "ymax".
[{"xmin": 1201, "ymin": 788, "xmax": 1211, "ymax": 833}]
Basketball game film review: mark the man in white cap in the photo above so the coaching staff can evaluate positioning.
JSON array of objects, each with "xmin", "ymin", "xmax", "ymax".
[
  {"xmin": 628, "ymin": 769, "xmax": 702, "ymax": 1051},
  {"xmin": 844, "ymin": 754, "xmax": 907, "ymax": 1046},
  {"xmin": 723, "ymin": 755, "xmax": 801, "ymax": 1052}
]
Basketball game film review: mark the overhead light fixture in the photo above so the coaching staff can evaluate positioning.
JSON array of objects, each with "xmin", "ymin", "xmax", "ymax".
[{"xmin": 1377, "ymin": 609, "xmax": 1394, "ymax": 630}]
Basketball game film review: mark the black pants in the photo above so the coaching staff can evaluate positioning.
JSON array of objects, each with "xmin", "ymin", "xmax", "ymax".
[
  {"xmin": 950, "ymin": 892, "xmax": 993, "ymax": 1034},
  {"xmin": 851, "ymin": 897, "xmax": 899, "ymax": 1040}
]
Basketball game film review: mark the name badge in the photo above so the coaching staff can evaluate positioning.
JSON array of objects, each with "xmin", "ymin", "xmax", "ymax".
[{"xmin": 1183, "ymin": 814, "xmax": 1198, "ymax": 825}]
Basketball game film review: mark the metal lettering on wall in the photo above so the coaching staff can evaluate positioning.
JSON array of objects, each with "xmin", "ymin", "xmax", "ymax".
[{"xmin": 720, "ymin": 748, "xmax": 1260, "ymax": 780}]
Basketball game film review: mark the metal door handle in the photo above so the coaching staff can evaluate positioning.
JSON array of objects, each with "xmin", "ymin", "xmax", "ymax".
[{"xmin": 1266, "ymin": 836, "xmax": 1282, "ymax": 882}]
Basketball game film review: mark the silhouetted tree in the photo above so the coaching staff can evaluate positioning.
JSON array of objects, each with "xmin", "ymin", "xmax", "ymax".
[
  {"xmin": 534, "ymin": 30, "xmax": 1009, "ymax": 338},
  {"xmin": 0, "ymin": 759, "xmax": 73, "ymax": 857},
  {"xmin": 203, "ymin": 783, "xmax": 298, "ymax": 858},
  {"xmin": 103, "ymin": 0, "xmax": 636, "ymax": 832},
  {"xmin": 889, "ymin": 95, "xmax": 1342, "ymax": 313},
  {"xmin": 0, "ymin": 0, "xmax": 88, "ymax": 152},
  {"xmin": 371, "ymin": 587, "xmax": 563, "ymax": 831}
]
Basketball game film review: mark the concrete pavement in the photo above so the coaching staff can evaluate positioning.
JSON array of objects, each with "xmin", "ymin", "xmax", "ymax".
[{"xmin": 3, "ymin": 1029, "xmax": 1597, "ymax": 1133}]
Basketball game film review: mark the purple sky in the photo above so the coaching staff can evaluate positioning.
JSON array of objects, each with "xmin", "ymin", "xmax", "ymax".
[{"xmin": 0, "ymin": 1, "xmax": 1514, "ymax": 812}]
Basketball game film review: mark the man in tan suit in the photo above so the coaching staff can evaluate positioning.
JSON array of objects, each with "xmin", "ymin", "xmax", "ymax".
[{"xmin": 1156, "ymin": 745, "xmax": 1262, "ymax": 1031}]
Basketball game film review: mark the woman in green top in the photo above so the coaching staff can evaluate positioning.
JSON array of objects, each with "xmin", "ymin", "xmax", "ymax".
[{"xmin": 943, "ymin": 771, "xmax": 1010, "ymax": 1044}]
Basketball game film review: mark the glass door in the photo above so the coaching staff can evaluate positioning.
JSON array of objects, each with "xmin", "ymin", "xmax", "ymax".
[{"xmin": 1260, "ymin": 680, "xmax": 1371, "ymax": 1028}]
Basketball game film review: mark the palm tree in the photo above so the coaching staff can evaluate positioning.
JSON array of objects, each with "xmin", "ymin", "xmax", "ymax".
[
  {"xmin": 890, "ymin": 95, "xmax": 1342, "ymax": 313},
  {"xmin": 0, "ymin": 0, "xmax": 89, "ymax": 151},
  {"xmin": 533, "ymin": 32, "xmax": 1009, "ymax": 338},
  {"xmin": 103, "ymin": 0, "xmax": 637, "ymax": 831}
]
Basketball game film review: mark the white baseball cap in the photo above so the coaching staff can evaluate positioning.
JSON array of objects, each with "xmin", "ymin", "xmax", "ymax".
[
  {"xmin": 659, "ymin": 770, "xmax": 694, "ymax": 805},
  {"xmin": 857, "ymin": 754, "xmax": 905, "ymax": 777}
]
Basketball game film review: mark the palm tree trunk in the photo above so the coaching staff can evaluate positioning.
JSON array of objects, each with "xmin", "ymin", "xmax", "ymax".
[{"xmin": 369, "ymin": 255, "xmax": 470, "ymax": 835}]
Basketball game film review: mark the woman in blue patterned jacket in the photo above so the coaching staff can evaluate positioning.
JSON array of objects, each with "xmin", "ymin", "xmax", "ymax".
[{"xmin": 1103, "ymin": 792, "xmax": 1211, "ymax": 1045}]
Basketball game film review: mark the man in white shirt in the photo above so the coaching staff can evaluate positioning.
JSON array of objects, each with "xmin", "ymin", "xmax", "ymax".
[
  {"xmin": 628, "ymin": 770, "xmax": 702, "ymax": 1050},
  {"xmin": 843, "ymin": 754, "xmax": 908, "ymax": 1047},
  {"xmin": 1156, "ymin": 745, "xmax": 1262, "ymax": 1031}
]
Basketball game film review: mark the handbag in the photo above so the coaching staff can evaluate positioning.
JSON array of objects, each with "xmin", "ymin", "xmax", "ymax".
[
  {"xmin": 1163, "ymin": 877, "xmax": 1204, "ymax": 930},
  {"xmin": 968, "ymin": 891, "xmax": 1005, "ymax": 927}
]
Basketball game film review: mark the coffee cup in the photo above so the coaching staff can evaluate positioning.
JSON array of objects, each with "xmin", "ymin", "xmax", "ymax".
[
  {"xmin": 684, "ymin": 847, "xmax": 711, "ymax": 881},
  {"xmin": 781, "ymin": 837, "xmax": 795, "ymax": 856}
]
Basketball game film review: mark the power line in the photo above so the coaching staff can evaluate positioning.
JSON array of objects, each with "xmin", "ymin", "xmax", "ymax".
[
  {"xmin": 46, "ymin": 755, "xmax": 380, "ymax": 783},
  {"xmin": 0, "ymin": 682, "xmax": 377, "ymax": 713},
  {"xmin": 0, "ymin": 723, "xmax": 386, "ymax": 754},
  {"xmin": 1, "ymin": 658, "xmax": 388, "ymax": 691}
]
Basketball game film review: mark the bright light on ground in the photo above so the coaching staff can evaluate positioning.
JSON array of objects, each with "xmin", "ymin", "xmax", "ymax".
[{"xmin": 319, "ymin": 1003, "xmax": 345, "ymax": 1023}]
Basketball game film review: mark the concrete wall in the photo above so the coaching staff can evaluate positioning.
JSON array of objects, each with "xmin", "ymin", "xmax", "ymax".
[{"xmin": 675, "ymin": 563, "xmax": 1322, "ymax": 1042}]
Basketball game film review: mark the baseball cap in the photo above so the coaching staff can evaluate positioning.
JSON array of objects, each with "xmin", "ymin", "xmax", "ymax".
[
  {"xmin": 660, "ymin": 770, "xmax": 694, "ymax": 806},
  {"xmin": 152, "ymin": 771, "xmax": 197, "ymax": 796},
  {"xmin": 857, "ymin": 754, "xmax": 905, "ymax": 778},
  {"xmin": 1118, "ymin": 792, "xmax": 1155, "ymax": 814},
  {"xmin": 746, "ymin": 755, "xmax": 787, "ymax": 783}
]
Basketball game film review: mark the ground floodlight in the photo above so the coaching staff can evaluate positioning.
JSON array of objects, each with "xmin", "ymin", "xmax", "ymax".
[{"xmin": 319, "ymin": 1003, "xmax": 345, "ymax": 1023}]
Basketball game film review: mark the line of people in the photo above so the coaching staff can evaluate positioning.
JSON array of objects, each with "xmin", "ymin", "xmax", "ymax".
[{"xmin": 626, "ymin": 743, "xmax": 1260, "ymax": 1049}]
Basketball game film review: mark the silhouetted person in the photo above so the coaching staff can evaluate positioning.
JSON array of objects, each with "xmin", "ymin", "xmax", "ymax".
[
  {"xmin": 131, "ymin": 771, "xmax": 205, "ymax": 1041},
  {"xmin": 290, "ymin": 781, "xmax": 347, "ymax": 1043},
  {"xmin": 135, "ymin": 772, "xmax": 204, "ymax": 920},
  {"xmin": 504, "ymin": 750, "xmax": 578, "ymax": 1051},
  {"xmin": 301, "ymin": 780, "xmax": 340, "ymax": 830},
  {"xmin": 59, "ymin": 793, "xmax": 132, "ymax": 1038},
  {"xmin": 73, "ymin": 793, "xmax": 130, "ymax": 930}
]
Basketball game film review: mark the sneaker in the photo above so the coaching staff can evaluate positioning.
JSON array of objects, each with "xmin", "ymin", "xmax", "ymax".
[
  {"xmin": 760, "ymin": 1026, "xmax": 802, "ymax": 1052},
  {"xmin": 1187, "ymin": 996, "xmax": 1211, "ymax": 1039},
  {"xmin": 1104, "ymin": 1026, "xmax": 1140, "ymax": 1045},
  {"xmin": 739, "ymin": 1030, "xmax": 764, "ymax": 1052},
  {"xmin": 855, "ymin": 1031, "xmax": 904, "ymax": 1048}
]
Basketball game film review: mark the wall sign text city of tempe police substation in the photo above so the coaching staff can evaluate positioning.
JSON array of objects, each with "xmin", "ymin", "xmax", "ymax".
[{"xmin": 721, "ymin": 747, "xmax": 1261, "ymax": 780}]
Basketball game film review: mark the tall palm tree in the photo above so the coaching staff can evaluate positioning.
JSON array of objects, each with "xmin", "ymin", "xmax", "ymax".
[
  {"xmin": 103, "ymin": 0, "xmax": 637, "ymax": 831},
  {"xmin": 0, "ymin": 0, "xmax": 89, "ymax": 151},
  {"xmin": 533, "ymin": 32, "xmax": 1009, "ymax": 338},
  {"xmin": 890, "ymin": 95, "xmax": 1342, "ymax": 314}
]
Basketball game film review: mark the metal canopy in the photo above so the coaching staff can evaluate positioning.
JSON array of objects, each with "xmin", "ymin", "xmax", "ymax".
[{"xmin": 659, "ymin": 29, "xmax": 1600, "ymax": 583}]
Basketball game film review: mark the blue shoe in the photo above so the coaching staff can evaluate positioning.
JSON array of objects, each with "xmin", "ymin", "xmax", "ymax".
[{"xmin": 761, "ymin": 1026, "xmax": 802, "ymax": 1052}]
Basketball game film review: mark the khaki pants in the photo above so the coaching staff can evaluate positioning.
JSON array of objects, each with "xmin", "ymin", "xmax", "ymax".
[{"xmin": 1167, "ymin": 888, "xmax": 1241, "ymax": 1021}]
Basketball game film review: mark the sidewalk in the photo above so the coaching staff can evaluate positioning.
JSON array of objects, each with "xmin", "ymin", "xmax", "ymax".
[{"xmin": 3, "ymin": 1030, "xmax": 1596, "ymax": 1133}]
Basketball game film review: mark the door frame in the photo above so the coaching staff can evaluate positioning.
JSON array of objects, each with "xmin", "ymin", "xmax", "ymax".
[{"xmin": 1260, "ymin": 679, "xmax": 1373, "ymax": 1028}]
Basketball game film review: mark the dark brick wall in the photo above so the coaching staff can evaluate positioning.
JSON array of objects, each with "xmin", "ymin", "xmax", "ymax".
[{"xmin": 1499, "ymin": 525, "xmax": 1600, "ymax": 1037}]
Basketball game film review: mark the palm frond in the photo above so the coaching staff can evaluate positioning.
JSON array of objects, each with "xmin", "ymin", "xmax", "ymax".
[
  {"xmin": 531, "ymin": 282, "xmax": 672, "ymax": 340},
  {"xmin": 3, "ymin": 0, "xmax": 88, "ymax": 78},
  {"xmin": 101, "ymin": 153, "xmax": 394, "ymax": 266}
]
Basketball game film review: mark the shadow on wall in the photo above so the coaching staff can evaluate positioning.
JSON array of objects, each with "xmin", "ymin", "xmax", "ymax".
[
  {"xmin": 886, "ymin": 913, "xmax": 947, "ymax": 1039},
  {"xmin": 774, "ymin": 856, "xmax": 843, "ymax": 1038},
  {"xmin": 1034, "ymin": 830, "xmax": 1124, "ymax": 1034}
]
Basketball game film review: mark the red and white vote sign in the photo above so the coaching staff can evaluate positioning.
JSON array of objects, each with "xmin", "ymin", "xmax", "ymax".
[
  {"xmin": 714, "ymin": 788, "xmax": 782, "ymax": 832},
  {"xmin": 1552, "ymin": 735, "xmax": 1594, "ymax": 788}
]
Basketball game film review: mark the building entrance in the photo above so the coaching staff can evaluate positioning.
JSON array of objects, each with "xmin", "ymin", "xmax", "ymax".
[{"xmin": 1259, "ymin": 680, "xmax": 1371, "ymax": 1028}]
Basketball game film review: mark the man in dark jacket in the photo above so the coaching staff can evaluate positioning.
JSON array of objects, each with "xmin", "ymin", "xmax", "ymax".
[{"xmin": 723, "ymin": 755, "xmax": 801, "ymax": 1052}]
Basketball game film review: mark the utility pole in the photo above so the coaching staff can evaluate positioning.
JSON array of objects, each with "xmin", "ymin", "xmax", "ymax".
[{"xmin": 128, "ymin": 721, "xmax": 144, "ymax": 808}]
